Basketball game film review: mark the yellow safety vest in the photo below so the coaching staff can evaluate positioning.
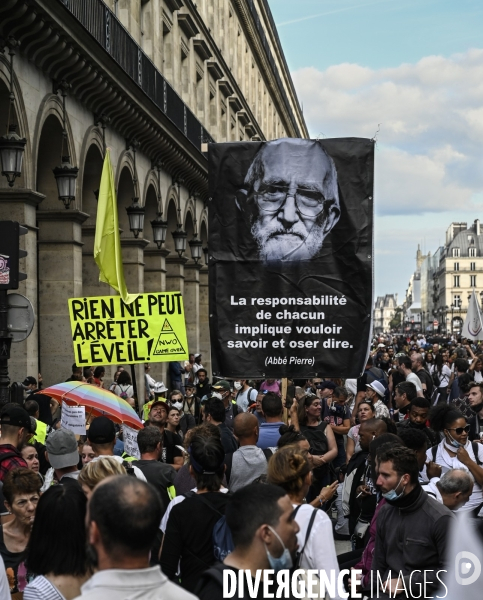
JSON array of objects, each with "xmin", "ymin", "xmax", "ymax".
[{"xmin": 34, "ymin": 420, "xmax": 47, "ymax": 445}]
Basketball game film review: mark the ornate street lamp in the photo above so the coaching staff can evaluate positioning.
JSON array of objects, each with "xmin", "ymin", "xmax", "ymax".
[
  {"xmin": 203, "ymin": 246, "xmax": 209, "ymax": 265},
  {"xmin": 188, "ymin": 208, "xmax": 203, "ymax": 263},
  {"xmin": 172, "ymin": 178, "xmax": 187, "ymax": 257},
  {"xmin": 151, "ymin": 213, "xmax": 168, "ymax": 248},
  {"xmin": 172, "ymin": 226, "xmax": 187, "ymax": 257},
  {"xmin": 125, "ymin": 139, "xmax": 145, "ymax": 238},
  {"xmin": 189, "ymin": 236, "xmax": 203, "ymax": 263},
  {"xmin": 126, "ymin": 197, "xmax": 145, "ymax": 238},
  {"xmin": 52, "ymin": 81, "xmax": 78, "ymax": 208},
  {"xmin": 52, "ymin": 155, "xmax": 78, "ymax": 209},
  {"xmin": 0, "ymin": 38, "xmax": 26, "ymax": 187},
  {"xmin": 150, "ymin": 161, "xmax": 168, "ymax": 248}
]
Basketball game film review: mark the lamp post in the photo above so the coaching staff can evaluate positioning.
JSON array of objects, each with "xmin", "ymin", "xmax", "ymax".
[
  {"xmin": 0, "ymin": 38, "xmax": 26, "ymax": 187},
  {"xmin": 172, "ymin": 178, "xmax": 187, "ymax": 257},
  {"xmin": 188, "ymin": 207, "xmax": 203, "ymax": 264},
  {"xmin": 0, "ymin": 127, "xmax": 26, "ymax": 187},
  {"xmin": 150, "ymin": 161, "xmax": 167, "ymax": 248},
  {"xmin": 125, "ymin": 140, "xmax": 145, "ymax": 238},
  {"xmin": 126, "ymin": 198, "xmax": 145, "ymax": 238},
  {"xmin": 52, "ymin": 81, "xmax": 78, "ymax": 208}
]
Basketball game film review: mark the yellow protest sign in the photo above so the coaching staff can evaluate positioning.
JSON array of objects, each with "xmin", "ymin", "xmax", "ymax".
[{"xmin": 68, "ymin": 292, "xmax": 188, "ymax": 365}]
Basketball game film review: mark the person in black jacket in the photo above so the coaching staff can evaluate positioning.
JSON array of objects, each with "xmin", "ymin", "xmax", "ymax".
[
  {"xmin": 372, "ymin": 445, "xmax": 454, "ymax": 599},
  {"xmin": 160, "ymin": 433, "xmax": 230, "ymax": 592},
  {"xmin": 203, "ymin": 398, "xmax": 238, "ymax": 454}
]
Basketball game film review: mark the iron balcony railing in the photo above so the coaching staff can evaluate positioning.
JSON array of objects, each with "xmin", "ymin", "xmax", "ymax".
[{"xmin": 60, "ymin": 0, "xmax": 214, "ymax": 152}]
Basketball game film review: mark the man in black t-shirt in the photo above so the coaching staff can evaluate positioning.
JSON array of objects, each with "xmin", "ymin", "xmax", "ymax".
[
  {"xmin": 135, "ymin": 426, "xmax": 176, "ymax": 513},
  {"xmin": 147, "ymin": 401, "xmax": 183, "ymax": 470}
]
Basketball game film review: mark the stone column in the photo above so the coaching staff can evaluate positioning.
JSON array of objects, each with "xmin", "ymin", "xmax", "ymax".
[
  {"xmin": 199, "ymin": 266, "xmax": 211, "ymax": 378},
  {"xmin": 144, "ymin": 246, "xmax": 170, "ymax": 386},
  {"xmin": 184, "ymin": 262, "xmax": 201, "ymax": 355},
  {"xmin": 37, "ymin": 209, "xmax": 88, "ymax": 387},
  {"xmin": 165, "ymin": 255, "xmax": 188, "ymax": 296},
  {"xmin": 0, "ymin": 190, "xmax": 44, "ymax": 384},
  {"xmin": 120, "ymin": 237, "xmax": 149, "ymax": 410}
]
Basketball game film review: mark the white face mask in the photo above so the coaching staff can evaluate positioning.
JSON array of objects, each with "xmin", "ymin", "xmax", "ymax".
[
  {"xmin": 234, "ymin": 382, "xmax": 242, "ymax": 391},
  {"xmin": 172, "ymin": 402, "xmax": 183, "ymax": 411}
]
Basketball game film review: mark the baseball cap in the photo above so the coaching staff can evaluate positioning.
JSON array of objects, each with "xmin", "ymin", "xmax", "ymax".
[
  {"xmin": 87, "ymin": 416, "xmax": 116, "ymax": 444},
  {"xmin": 0, "ymin": 405, "xmax": 32, "ymax": 431},
  {"xmin": 316, "ymin": 381, "xmax": 337, "ymax": 390},
  {"xmin": 366, "ymin": 381, "xmax": 386, "ymax": 398},
  {"xmin": 377, "ymin": 343, "xmax": 386, "ymax": 348},
  {"xmin": 212, "ymin": 380, "xmax": 231, "ymax": 392},
  {"xmin": 22, "ymin": 376, "xmax": 37, "ymax": 387},
  {"xmin": 45, "ymin": 429, "xmax": 79, "ymax": 469},
  {"xmin": 194, "ymin": 353, "xmax": 202, "ymax": 358},
  {"xmin": 150, "ymin": 399, "xmax": 169, "ymax": 412},
  {"xmin": 185, "ymin": 382, "xmax": 196, "ymax": 389}
]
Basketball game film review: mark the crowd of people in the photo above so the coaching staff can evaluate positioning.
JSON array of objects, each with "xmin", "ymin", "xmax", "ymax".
[{"xmin": 0, "ymin": 333, "xmax": 483, "ymax": 598}]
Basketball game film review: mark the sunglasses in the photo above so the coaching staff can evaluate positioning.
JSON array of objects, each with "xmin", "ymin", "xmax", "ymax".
[{"xmin": 447, "ymin": 425, "xmax": 471, "ymax": 435}]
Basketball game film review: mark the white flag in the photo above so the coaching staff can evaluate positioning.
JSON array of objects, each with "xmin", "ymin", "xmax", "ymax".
[
  {"xmin": 443, "ymin": 511, "xmax": 483, "ymax": 599},
  {"xmin": 461, "ymin": 290, "xmax": 483, "ymax": 340}
]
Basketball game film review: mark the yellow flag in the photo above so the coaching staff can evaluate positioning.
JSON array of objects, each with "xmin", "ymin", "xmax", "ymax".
[{"xmin": 94, "ymin": 149, "xmax": 137, "ymax": 304}]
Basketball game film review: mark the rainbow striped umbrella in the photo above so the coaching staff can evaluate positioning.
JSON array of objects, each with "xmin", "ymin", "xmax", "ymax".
[{"xmin": 39, "ymin": 381, "xmax": 143, "ymax": 430}]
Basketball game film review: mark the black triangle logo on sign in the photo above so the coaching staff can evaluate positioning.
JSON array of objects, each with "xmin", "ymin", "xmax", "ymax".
[{"xmin": 153, "ymin": 318, "xmax": 185, "ymax": 355}]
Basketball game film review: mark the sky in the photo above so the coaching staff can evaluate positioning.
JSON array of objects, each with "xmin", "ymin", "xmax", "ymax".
[{"xmin": 269, "ymin": 0, "xmax": 483, "ymax": 302}]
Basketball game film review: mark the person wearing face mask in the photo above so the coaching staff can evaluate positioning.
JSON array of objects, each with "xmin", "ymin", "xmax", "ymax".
[
  {"xmin": 233, "ymin": 380, "xmax": 258, "ymax": 413},
  {"xmin": 467, "ymin": 382, "xmax": 483, "ymax": 442},
  {"xmin": 183, "ymin": 383, "xmax": 201, "ymax": 424},
  {"xmin": 396, "ymin": 397, "xmax": 439, "ymax": 448},
  {"xmin": 372, "ymin": 445, "xmax": 454, "ymax": 600},
  {"xmin": 196, "ymin": 483, "xmax": 299, "ymax": 600},
  {"xmin": 212, "ymin": 380, "xmax": 240, "ymax": 432},
  {"xmin": 169, "ymin": 390, "xmax": 196, "ymax": 438},
  {"xmin": 422, "ymin": 404, "xmax": 483, "ymax": 515}
]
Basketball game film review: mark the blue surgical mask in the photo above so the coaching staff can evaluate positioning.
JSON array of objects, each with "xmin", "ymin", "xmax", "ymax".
[
  {"xmin": 265, "ymin": 526, "xmax": 293, "ymax": 572},
  {"xmin": 382, "ymin": 476, "xmax": 405, "ymax": 501},
  {"xmin": 447, "ymin": 433, "xmax": 464, "ymax": 449}
]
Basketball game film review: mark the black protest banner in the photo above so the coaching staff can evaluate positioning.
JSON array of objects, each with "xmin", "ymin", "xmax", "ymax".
[{"xmin": 208, "ymin": 138, "xmax": 374, "ymax": 378}]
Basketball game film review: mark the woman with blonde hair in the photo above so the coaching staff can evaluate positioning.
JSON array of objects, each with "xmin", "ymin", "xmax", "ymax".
[
  {"xmin": 267, "ymin": 445, "xmax": 341, "ymax": 592},
  {"xmin": 78, "ymin": 457, "xmax": 126, "ymax": 500}
]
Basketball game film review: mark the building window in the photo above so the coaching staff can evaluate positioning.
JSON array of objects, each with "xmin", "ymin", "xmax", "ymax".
[
  {"xmin": 454, "ymin": 262, "xmax": 459, "ymax": 271},
  {"xmin": 452, "ymin": 248, "xmax": 460, "ymax": 257},
  {"xmin": 469, "ymin": 247, "xmax": 477, "ymax": 257},
  {"xmin": 454, "ymin": 275, "xmax": 460, "ymax": 287},
  {"xmin": 471, "ymin": 275, "xmax": 477, "ymax": 287},
  {"xmin": 471, "ymin": 262, "xmax": 476, "ymax": 271}
]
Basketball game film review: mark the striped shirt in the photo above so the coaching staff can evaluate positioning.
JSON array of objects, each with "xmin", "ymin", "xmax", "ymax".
[{"xmin": 23, "ymin": 575, "xmax": 66, "ymax": 600}]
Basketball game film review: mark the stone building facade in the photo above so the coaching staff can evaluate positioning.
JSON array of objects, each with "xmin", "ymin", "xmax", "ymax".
[
  {"xmin": 0, "ymin": 0, "xmax": 307, "ymax": 402},
  {"xmin": 373, "ymin": 294, "xmax": 398, "ymax": 334}
]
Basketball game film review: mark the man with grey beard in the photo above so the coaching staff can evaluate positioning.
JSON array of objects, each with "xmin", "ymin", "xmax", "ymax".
[{"xmin": 235, "ymin": 138, "xmax": 340, "ymax": 262}]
